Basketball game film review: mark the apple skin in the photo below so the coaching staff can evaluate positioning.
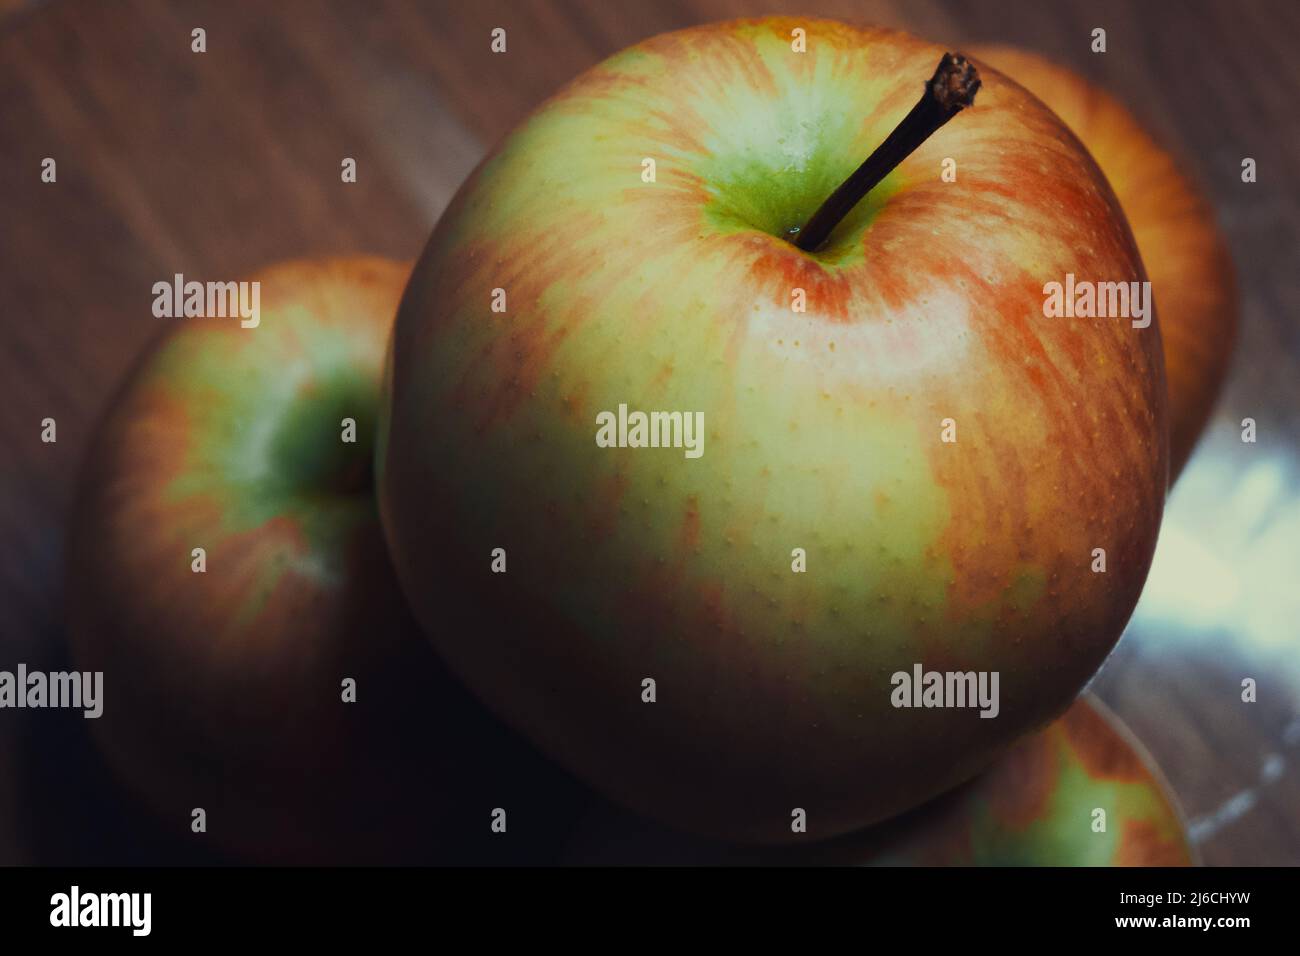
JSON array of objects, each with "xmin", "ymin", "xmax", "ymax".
[
  {"xmin": 67, "ymin": 257, "xmax": 585, "ymax": 863},
  {"xmin": 379, "ymin": 19, "xmax": 1168, "ymax": 843},
  {"xmin": 969, "ymin": 46, "xmax": 1237, "ymax": 482},
  {"xmin": 565, "ymin": 695, "xmax": 1194, "ymax": 866}
]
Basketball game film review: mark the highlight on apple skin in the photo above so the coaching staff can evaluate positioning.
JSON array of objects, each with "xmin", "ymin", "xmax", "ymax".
[
  {"xmin": 66, "ymin": 257, "xmax": 584, "ymax": 863},
  {"xmin": 378, "ymin": 18, "xmax": 1170, "ymax": 844},
  {"xmin": 565, "ymin": 695, "xmax": 1195, "ymax": 866},
  {"xmin": 969, "ymin": 45, "xmax": 1238, "ymax": 483}
]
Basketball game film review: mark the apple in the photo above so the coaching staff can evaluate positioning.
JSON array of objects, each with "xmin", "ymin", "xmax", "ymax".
[
  {"xmin": 565, "ymin": 695, "xmax": 1194, "ymax": 866},
  {"xmin": 379, "ymin": 19, "xmax": 1168, "ymax": 843},
  {"xmin": 968, "ymin": 45, "xmax": 1237, "ymax": 482},
  {"xmin": 826, "ymin": 694, "xmax": 1193, "ymax": 865},
  {"xmin": 67, "ymin": 256, "xmax": 584, "ymax": 863}
]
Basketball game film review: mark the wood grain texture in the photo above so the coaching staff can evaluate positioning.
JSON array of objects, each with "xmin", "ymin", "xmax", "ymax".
[{"xmin": 1, "ymin": 0, "xmax": 1296, "ymax": 864}]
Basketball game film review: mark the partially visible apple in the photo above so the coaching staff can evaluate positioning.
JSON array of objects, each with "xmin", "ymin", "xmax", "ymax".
[
  {"xmin": 833, "ymin": 694, "xmax": 1194, "ymax": 865},
  {"xmin": 379, "ymin": 19, "xmax": 1168, "ymax": 843},
  {"xmin": 969, "ymin": 45, "xmax": 1237, "ymax": 482},
  {"xmin": 67, "ymin": 257, "xmax": 584, "ymax": 863},
  {"xmin": 565, "ymin": 695, "xmax": 1193, "ymax": 866}
]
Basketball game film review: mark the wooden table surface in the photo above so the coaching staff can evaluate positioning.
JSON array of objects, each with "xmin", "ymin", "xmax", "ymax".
[{"xmin": 1, "ymin": 0, "xmax": 1297, "ymax": 865}]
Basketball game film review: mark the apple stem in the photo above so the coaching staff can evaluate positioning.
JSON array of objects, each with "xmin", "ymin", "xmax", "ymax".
[{"xmin": 791, "ymin": 52, "xmax": 981, "ymax": 252}]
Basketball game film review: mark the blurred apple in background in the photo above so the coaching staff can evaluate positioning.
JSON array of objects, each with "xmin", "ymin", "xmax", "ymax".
[
  {"xmin": 567, "ymin": 695, "xmax": 1193, "ymax": 865},
  {"xmin": 831, "ymin": 695, "xmax": 1193, "ymax": 866},
  {"xmin": 67, "ymin": 257, "xmax": 583, "ymax": 863},
  {"xmin": 380, "ymin": 19, "xmax": 1168, "ymax": 843},
  {"xmin": 970, "ymin": 45, "xmax": 1237, "ymax": 482}
]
